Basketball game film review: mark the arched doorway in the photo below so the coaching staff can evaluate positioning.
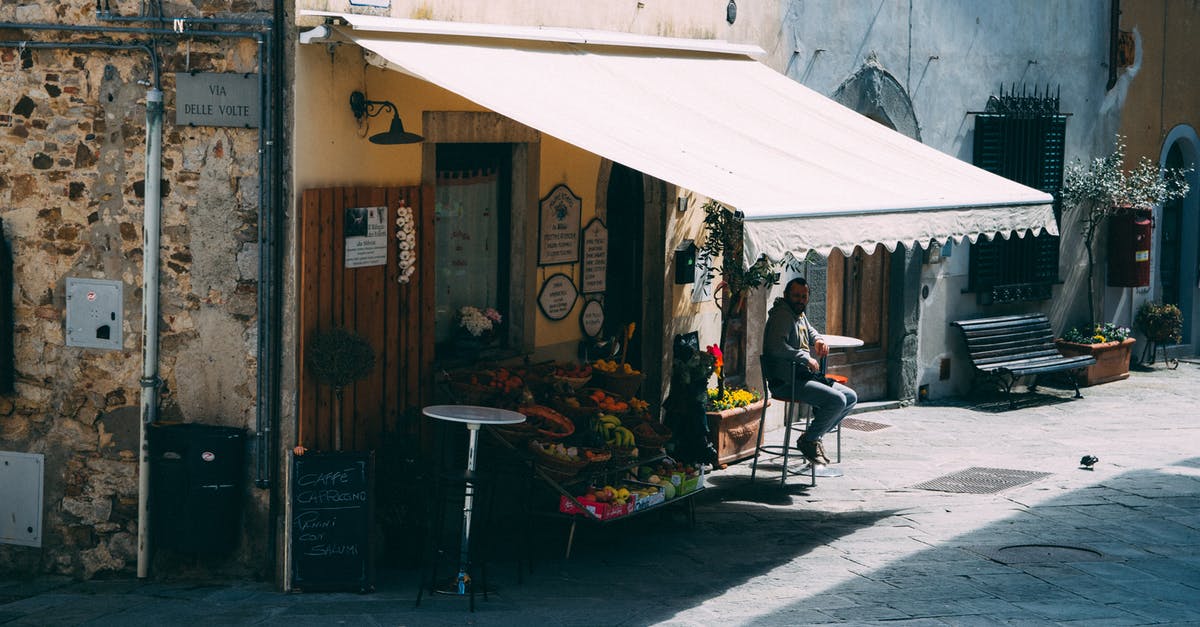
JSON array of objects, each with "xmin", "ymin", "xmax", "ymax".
[
  {"xmin": 1159, "ymin": 125, "xmax": 1200, "ymax": 350},
  {"xmin": 605, "ymin": 162, "xmax": 645, "ymax": 370}
]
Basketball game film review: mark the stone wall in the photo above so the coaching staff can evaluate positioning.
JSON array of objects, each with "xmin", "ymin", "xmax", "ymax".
[{"xmin": 1, "ymin": 1, "xmax": 270, "ymax": 579}]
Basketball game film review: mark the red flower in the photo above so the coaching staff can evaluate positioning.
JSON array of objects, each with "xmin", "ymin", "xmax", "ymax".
[{"xmin": 706, "ymin": 344, "xmax": 724, "ymax": 369}]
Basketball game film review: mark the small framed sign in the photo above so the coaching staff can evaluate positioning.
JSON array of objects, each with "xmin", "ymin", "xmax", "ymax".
[
  {"xmin": 580, "ymin": 298, "xmax": 605, "ymax": 338},
  {"xmin": 538, "ymin": 184, "xmax": 581, "ymax": 266},
  {"xmin": 537, "ymin": 273, "xmax": 578, "ymax": 321},
  {"xmin": 343, "ymin": 206, "xmax": 387, "ymax": 269},
  {"xmin": 580, "ymin": 218, "xmax": 608, "ymax": 293}
]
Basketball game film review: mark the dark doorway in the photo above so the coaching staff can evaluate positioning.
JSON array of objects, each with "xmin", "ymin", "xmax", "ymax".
[
  {"xmin": 605, "ymin": 163, "xmax": 645, "ymax": 369},
  {"xmin": 1161, "ymin": 143, "xmax": 1185, "ymax": 328}
]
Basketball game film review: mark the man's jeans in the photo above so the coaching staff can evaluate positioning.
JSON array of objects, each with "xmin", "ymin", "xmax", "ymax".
[{"xmin": 791, "ymin": 378, "xmax": 857, "ymax": 443}]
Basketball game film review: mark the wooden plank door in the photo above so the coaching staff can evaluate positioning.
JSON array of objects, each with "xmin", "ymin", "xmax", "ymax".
[
  {"xmin": 825, "ymin": 245, "xmax": 890, "ymax": 401},
  {"xmin": 297, "ymin": 186, "xmax": 435, "ymax": 452}
]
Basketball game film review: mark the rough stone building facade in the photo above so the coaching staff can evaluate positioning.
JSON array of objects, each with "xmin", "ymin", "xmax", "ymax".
[{"xmin": 1, "ymin": 1, "xmax": 274, "ymax": 579}]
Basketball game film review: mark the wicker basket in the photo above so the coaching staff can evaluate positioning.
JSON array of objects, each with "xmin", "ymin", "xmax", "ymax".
[
  {"xmin": 609, "ymin": 445, "xmax": 639, "ymax": 464},
  {"xmin": 528, "ymin": 441, "xmax": 589, "ymax": 480},
  {"xmin": 551, "ymin": 374, "xmax": 593, "ymax": 391},
  {"xmin": 594, "ymin": 371, "xmax": 645, "ymax": 398},
  {"xmin": 629, "ymin": 420, "xmax": 672, "ymax": 448}
]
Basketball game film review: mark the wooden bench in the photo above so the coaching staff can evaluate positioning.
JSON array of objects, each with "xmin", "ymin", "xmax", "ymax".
[{"xmin": 951, "ymin": 313, "xmax": 1096, "ymax": 408}]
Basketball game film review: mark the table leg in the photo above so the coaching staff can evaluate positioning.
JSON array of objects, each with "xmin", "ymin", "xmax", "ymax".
[{"xmin": 455, "ymin": 423, "xmax": 481, "ymax": 594}]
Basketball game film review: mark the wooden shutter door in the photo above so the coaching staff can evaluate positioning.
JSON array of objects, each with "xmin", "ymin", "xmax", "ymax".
[{"xmin": 297, "ymin": 186, "xmax": 435, "ymax": 452}]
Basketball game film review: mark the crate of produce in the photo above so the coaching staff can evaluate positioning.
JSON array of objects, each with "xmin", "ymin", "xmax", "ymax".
[
  {"xmin": 622, "ymin": 481, "xmax": 666, "ymax": 511},
  {"xmin": 558, "ymin": 495, "xmax": 632, "ymax": 521},
  {"xmin": 678, "ymin": 467, "xmax": 706, "ymax": 496}
]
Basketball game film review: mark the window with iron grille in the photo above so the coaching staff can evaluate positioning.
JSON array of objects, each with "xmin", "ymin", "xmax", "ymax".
[{"xmin": 968, "ymin": 87, "xmax": 1066, "ymax": 304}]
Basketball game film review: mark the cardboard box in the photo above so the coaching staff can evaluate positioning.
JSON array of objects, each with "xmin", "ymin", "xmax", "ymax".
[
  {"xmin": 558, "ymin": 495, "xmax": 631, "ymax": 520},
  {"xmin": 678, "ymin": 467, "xmax": 706, "ymax": 495},
  {"xmin": 622, "ymin": 480, "xmax": 665, "ymax": 511}
]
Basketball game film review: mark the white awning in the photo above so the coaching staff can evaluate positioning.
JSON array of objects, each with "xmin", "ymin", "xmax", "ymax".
[{"xmin": 304, "ymin": 12, "xmax": 1057, "ymax": 260}]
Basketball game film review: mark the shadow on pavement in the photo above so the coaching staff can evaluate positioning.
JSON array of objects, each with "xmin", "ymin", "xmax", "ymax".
[{"xmin": 739, "ymin": 465, "xmax": 1200, "ymax": 625}]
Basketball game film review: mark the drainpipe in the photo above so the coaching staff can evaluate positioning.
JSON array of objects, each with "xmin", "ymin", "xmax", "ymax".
[{"xmin": 137, "ymin": 87, "xmax": 165, "ymax": 579}]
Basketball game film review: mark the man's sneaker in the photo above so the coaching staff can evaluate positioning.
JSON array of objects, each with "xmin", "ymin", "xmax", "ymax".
[
  {"xmin": 796, "ymin": 439, "xmax": 827, "ymax": 466},
  {"xmin": 814, "ymin": 440, "xmax": 832, "ymax": 465}
]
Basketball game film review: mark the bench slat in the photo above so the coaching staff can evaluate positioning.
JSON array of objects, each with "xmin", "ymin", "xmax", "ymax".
[{"xmin": 951, "ymin": 313, "xmax": 1097, "ymax": 408}]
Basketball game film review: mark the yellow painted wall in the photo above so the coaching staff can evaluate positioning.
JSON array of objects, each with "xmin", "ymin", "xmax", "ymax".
[{"xmin": 1118, "ymin": 1, "xmax": 1200, "ymax": 161}]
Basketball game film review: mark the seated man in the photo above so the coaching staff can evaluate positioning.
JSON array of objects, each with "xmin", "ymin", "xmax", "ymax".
[{"xmin": 761, "ymin": 277, "xmax": 858, "ymax": 465}]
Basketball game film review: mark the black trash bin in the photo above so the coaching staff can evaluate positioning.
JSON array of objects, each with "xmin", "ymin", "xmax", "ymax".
[{"xmin": 149, "ymin": 422, "xmax": 246, "ymax": 553}]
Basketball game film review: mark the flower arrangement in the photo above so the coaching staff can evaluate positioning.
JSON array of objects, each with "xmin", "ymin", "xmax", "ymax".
[
  {"xmin": 706, "ymin": 386, "xmax": 762, "ymax": 411},
  {"xmin": 1134, "ymin": 301, "xmax": 1183, "ymax": 344},
  {"xmin": 395, "ymin": 201, "xmax": 416, "ymax": 284},
  {"xmin": 457, "ymin": 306, "xmax": 502, "ymax": 338},
  {"xmin": 1061, "ymin": 322, "xmax": 1131, "ymax": 345}
]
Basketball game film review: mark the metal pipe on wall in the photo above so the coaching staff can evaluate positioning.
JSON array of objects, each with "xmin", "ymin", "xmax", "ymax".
[{"xmin": 137, "ymin": 87, "xmax": 165, "ymax": 579}]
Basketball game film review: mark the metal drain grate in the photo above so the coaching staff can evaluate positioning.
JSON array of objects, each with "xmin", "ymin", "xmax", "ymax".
[
  {"xmin": 912, "ymin": 467, "xmax": 1051, "ymax": 494},
  {"xmin": 841, "ymin": 417, "xmax": 891, "ymax": 432}
]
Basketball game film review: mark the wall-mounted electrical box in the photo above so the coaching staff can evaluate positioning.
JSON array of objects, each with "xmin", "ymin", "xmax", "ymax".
[
  {"xmin": 0, "ymin": 451, "xmax": 43, "ymax": 547},
  {"xmin": 65, "ymin": 278, "xmax": 123, "ymax": 350},
  {"xmin": 674, "ymin": 239, "xmax": 697, "ymax": 285}
]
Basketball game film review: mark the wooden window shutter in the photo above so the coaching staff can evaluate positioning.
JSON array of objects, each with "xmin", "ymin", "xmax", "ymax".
[{"xmin": 967, "ymin": 103, "xmax": 1065, "ymax": 302}]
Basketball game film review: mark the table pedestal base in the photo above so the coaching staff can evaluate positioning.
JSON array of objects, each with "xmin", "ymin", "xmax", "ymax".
[{"xmin": 433, "ymin": 572, "xmax": 495, "ymax": 596}]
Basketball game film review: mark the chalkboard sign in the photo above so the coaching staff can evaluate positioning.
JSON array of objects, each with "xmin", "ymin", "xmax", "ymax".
[{"xmin": 291, "ymin": 451, "xmax": 374, "ymax": 592}]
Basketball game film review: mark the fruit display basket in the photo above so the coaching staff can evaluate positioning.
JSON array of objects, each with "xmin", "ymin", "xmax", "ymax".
[
  {"xmin": 445, "ymin": 371, "xmax": 501, "ymax": 406},
  {"xmin": 551, "ymin": 374, "xmax": 592, "ymax": 391},
  {"xmin": 628, "ymin": 420, "xmax": 672, "ymax": 448},
  {"xmin": 593, "ymin": 371, "xmax": 645, "ymax": 398},
  {"xmin": 528, "ymin": 441, "xmax": 589, "ymax": 481}
]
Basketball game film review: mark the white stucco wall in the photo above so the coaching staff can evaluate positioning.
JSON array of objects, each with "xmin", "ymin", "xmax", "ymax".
[{"xmin": 781, "ymin": 0, "xmax": 1116, "ymax": 398}]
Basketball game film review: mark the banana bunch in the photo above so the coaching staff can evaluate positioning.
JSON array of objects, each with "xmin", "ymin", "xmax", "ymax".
[{"xmin": 594, "ymin": 414, "xmax": 635, "ymax": 447}]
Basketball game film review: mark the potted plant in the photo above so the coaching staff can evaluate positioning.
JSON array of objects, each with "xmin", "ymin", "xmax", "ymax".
[
  {"xmin": 697, "ymin": 201, "xmax": 780, "ymax": 394},
  {"xmin": 1055, "ymin": 322, "xmax": 1134, "ymax": 386},
  {"xmin": 1061, "ymin": 135, "xmax": 1190, "ymax": 326},
  {"xmin": 306, "ymin": 326, "xmax": 377, "ymax": 450},
  {"xmin": 703, "ymin": 364, "xmax": 766, "ymax": 467},
  {"xmin": 1134, "ymin": 301, "xmax": 1183, "ymax": 365}
]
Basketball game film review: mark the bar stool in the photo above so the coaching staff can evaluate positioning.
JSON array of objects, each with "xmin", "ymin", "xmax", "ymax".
[{"xmin": 752, "ymin": 358, "xmax": 816, "ymax": 487}]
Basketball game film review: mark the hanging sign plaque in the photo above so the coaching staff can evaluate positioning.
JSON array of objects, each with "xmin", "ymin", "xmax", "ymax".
[
  {"xmin": 538, "ymin": 273, "xmax": 578, "ymax": 321},
  {"xmin": 581, "ymin": 218, "xmax": 608, "ymax": 293},
  {"xmin": 538, "ymin": 184, "xmax": 581, "ymax": 265},
  {"xmin": 580, "ymin": 298, "xmax": 605, "ymax": 338}
]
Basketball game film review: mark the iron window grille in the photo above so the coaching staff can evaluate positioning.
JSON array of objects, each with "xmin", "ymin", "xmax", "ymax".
[{"xmin": 968, "ymin": 86, "xmax": 1067, "ymax": 305}]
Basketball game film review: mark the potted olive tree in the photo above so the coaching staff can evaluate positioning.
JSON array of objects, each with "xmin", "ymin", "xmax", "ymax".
[
  {"xmin": 1057, "ymin": 136, "xmax": 1189, "ymax": 384},
  {"xmin": 1061, "ymin": 135, "xmax": 1190, "ymax": 326},
  {"xmin": 306, "ymin": 327, "xmax": 377, "ymax": 450}
]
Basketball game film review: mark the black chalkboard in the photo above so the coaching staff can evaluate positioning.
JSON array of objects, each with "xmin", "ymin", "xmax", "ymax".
[{"xmin": 290, "ymin": 451, "xmax": 374, "ymax": 592}]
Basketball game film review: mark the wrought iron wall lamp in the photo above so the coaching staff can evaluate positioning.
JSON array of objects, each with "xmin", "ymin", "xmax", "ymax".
[{"xmin": 349, "ymin": 90, "xmax": 423, "ymax": 144}]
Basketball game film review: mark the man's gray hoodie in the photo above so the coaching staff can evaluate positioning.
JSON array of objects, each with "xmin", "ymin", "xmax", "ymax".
[{"xmin": 762, "ymin": 296, "xmax": 822, "ymax": 390}]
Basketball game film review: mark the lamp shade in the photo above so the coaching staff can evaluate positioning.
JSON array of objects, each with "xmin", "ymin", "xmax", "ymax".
[{"xmin": 370, "ymin": 113, "xmax": 423, "ymax": 145}]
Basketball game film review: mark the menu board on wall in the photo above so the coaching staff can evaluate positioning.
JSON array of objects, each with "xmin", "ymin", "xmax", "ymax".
[
  {"xmin": 538, "ymin": 184, "xmax": 581, "ymax": 266},
  {"xmin": 581, "ymin": 218, "xmax": 608, "ymax": 293},
  {"xmin": 343, "ymin": 206, "xmax": 388, "ymax": 269},
  {"xmin": 538, "ymin": 273, "xmax": 579, "ymax": 321},
  {"xmin": 290, "ymin": 451, "xmax": 373, "ymax": 592}
]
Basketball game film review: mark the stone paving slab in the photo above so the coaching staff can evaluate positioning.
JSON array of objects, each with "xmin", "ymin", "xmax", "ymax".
[{"xmin": 3, "ymin": 364, "xmax": 1200, "ymax": 624}]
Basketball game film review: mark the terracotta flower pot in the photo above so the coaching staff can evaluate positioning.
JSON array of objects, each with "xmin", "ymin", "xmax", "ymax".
[
  {"xmin": 1055, "ymin": 337, "xmax": 1135, "ymax": 386},
  {"xmin": 704, "ymin": 399, "xmax": 766, "ymax": 466}
]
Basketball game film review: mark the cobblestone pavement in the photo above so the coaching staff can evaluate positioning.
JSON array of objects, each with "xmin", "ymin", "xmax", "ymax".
[{"xmin": 3, "ymin": 362, "xmax": 1199, "ymax": 625}]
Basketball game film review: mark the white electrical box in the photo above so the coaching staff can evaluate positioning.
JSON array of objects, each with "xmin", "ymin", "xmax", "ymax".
[
  {"xmin": 0, "ymin": 451, "xmax": 44, "ymax": 547},
  {"xmin": 65, "ymin": 278, "xmax": 123, "ymax": 350}
]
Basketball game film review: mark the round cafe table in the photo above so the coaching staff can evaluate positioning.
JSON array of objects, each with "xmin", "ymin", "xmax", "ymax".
[
  {"xmin": 422, "ymin": 405, "xmax": 525, "ymax": 599},
  {"xmin": 808, "ymin": 334, "xmax": 863, "ymax": 478}
]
